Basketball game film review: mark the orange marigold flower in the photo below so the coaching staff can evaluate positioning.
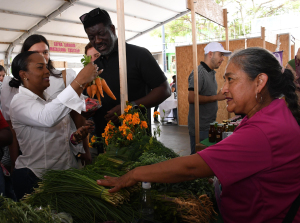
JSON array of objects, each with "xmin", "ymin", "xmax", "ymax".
[
  {"xmin": 141, "ymin": 121, "xmax": 148, "ymax": 128},
  {"xmin": 89, "ymin": 143, "xmax": 93, "ymax": 148},
  {"xmin": 132, "ymin": 118, "xmax": 140, "ymax": 125},
  {"xmin": 119, "ymin": 124, "xmax": 130, "ymax": 136},
  {"xmin": 153, "ymin": 111, "xmax": 160, "ymax": 118},
  {"xmin": 124, "ymin": 105, "xmax": 132, "ymax": 113},
  {"xmin": 131, "ymin": 113, "xmax": 140, "ymax": 125},
  {"xmin": 127, "ymin": 133, "xmax": 133, "ymax": 140},
  {"xmin": 125, "ymin": 114, "xmax": 133, "ymax": 121}
]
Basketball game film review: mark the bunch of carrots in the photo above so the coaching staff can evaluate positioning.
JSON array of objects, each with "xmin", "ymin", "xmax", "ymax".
[
  {"xmin": 81, "ymin": 55, "xmax": 116, "ymax": 105},
  {"xmin": 85, "ymin": 77, "xmax": 116, "ymax": 105}
]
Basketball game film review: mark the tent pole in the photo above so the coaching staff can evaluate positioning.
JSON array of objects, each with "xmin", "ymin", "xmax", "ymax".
[
  {"xmin": 116, "ymin": 0, "xmax": 128, "ymax": 113},
  {"xmin": 190, "ymin": 0, "xmax": 200, "ymax": 146},
  {"xmin": 261, "ymin": 27, "xmax": 266, "ymax": 49}
]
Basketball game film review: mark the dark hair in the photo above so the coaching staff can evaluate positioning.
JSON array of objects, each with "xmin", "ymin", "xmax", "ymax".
[
  {"xmin": 85, "ymin": 42, "xmax": 94, "ymax": 55},
  {"xmin": 0, "ymin": 65, "xmax": 5, "ymax": 73},
  {"xmin": 229, "ymin": 47, "xmax": 300, "ymax": 125},
  {"xmin": 82, "ymin": 8, "xmax": 112, "ymax": 29},
  {"xmin": 21, "ymin": 34, "xmax": 61, "ymax": 78},
  {"xmin": 9, "ymin": 51, "xmax": 37, "ymax": 88}
]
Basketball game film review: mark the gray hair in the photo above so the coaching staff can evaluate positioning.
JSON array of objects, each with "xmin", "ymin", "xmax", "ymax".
[{"xmin": 229, "ymin": 47, "xmax": 300, "ymax": 125}]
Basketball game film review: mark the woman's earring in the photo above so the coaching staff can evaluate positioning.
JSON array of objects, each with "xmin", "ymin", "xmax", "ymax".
[
  {"xmin": 256, "ymin": 92, "xmax": 263, "ymax": 103},
  {"xmin": 24, "ymin": 78, "xmax": 28, "ymax": 80}
]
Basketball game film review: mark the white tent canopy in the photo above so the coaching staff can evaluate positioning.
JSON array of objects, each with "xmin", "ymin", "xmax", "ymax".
[{"xmin": 0, "ymin": 0, "xmax": 189, "ymax": 65}]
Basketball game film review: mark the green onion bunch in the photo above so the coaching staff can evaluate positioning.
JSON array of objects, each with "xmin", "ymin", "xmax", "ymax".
[
  {"xmin": 0, "ymin": 196, "xmax": 61, "ymax": 223},
  {"xmin": 23, "ymin": 169, "xmax": 141, "ymax": 223}
]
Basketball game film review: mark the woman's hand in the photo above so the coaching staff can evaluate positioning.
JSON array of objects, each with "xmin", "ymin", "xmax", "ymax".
[
  {"xmin": 97, "ymin": 170, "xmax": 138, "ymax": 193},
  {"xmin": 85, "ymin": 119, "xmax": 95, "ymax": 133},
  {"xmin": 76, "ymin": 62, "xmax": 103, "ymax": 86},
  {"xmin": 72, "ymin": 126, "xmax": 89, "ymax": 143}
]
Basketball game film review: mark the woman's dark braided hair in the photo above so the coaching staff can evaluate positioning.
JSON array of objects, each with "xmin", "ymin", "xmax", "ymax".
[
  {"xmin": 9, "ymin": 51, "xmax": 37, "ymax": 88},
  {"xmin": 229, "ymin": 47, "xmax": 300, "ymax": 125}
]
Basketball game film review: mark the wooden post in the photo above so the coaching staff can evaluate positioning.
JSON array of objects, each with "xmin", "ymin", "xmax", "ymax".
[
  {"xmin": 190, "ymin": 0, "xmax": 200, "ymax": 146},
  {"xmin": 261, "ymin": 27, "xmax": 266, "ymax": 49},
  {"xmin": 0, "ymin": 60, "xmax": 4, "ymax": 67},
  {"xmin": 223, "ymin": 9, "xmax": 229, "ymax": 51},
  {"xmin": 116, "ymin": 0, "xmax": 128, "ymax": 113},
  {"xmin": 223, "ymin": 8, "xmax": 231, "ymax": 120},
  {"xmin": 64, "ymin": 61, "xmax": 68, "ymax": 69}
]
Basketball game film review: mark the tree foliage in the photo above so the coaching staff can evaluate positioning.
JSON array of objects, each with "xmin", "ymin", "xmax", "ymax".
[{"xmin": 151, "ymin": 0, "xmax": 300, "ymax": 42}]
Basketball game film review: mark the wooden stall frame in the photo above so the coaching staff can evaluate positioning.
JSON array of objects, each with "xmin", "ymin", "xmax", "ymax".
[
  {"xmin": 261, "ymin": 27, "xmax": 266, "ymax": 49},
  {"xmin": 176, "ymin": 33, "xmax": 292, "ymax": 128},
  {"xmin": 190, "ymin": 0, "xmax": 200, "ymax": 147},
  {"xmin": 187, "ymin": 0, "xmax": 228, "ymax": 151},
  {"xmin": 223, "ymin": 9, "xmax": 229, "ymax": 51}
]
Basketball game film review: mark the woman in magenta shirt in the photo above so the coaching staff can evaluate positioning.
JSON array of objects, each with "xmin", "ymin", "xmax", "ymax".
[{"xmin": 97, "ymin": 47, "xmax": 300, "ymax": 223}]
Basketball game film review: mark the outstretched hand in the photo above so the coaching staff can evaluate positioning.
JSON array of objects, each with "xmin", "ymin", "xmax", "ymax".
[
  {"xmin": 104, "ymin": 105, "xmax": 121, "ymax": 124},
  {"xmin": 97, "ymin": 170, "xmax": 138, "ymax": 193}
]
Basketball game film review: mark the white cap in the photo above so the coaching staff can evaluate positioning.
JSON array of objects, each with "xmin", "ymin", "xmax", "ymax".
[
  {"xmin": 204, "ymin": 42, "xmax": 232, "ymax": 56},
  {"xmin": 142, "ymin": 182, "xmax": 151, "ymax": 189}
]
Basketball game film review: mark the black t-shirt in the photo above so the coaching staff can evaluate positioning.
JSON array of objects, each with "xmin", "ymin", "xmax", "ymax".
[{"xmin": 92, "ymin": 42, "xmax": 167, "ymax": 137}]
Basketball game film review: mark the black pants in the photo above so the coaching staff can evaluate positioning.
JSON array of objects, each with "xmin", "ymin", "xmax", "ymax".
[{"xmin": 12, "ymin": 168, "xmax": 39, "ymax": 201}]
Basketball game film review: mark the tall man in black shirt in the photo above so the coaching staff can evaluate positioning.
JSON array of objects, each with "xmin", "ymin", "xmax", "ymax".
[{"xmin": 79, "ymin": 8, "xmax": 171, "ymax": 145}]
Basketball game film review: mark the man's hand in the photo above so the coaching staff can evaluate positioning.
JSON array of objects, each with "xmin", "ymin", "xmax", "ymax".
[
  {"xmin": 80, "ymin": 149, "xmax": 92, "ymax": 166},
  {"xmin": 216, "ymin": 90, "xmax": 226, "ymax": 101},
  {"xmin": 104, "ymin": 105, "xmax": 121, "ymax": 125}
]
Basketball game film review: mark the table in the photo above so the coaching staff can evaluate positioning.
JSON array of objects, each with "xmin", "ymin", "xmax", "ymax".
[
  {"xmin": 159, "ymin": 92, "xmax": 177, "ymax": 119},
  {"xmin": 200, "ymin": 138, "xmax": 216, "ymax": 147}
]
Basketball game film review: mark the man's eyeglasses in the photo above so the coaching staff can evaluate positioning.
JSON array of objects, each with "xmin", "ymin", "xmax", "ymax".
[{"xmin": 79, "ymin": 8, "xmax": 107, "ymax": 24}]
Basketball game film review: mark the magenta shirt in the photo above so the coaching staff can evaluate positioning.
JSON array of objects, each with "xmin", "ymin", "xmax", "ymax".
[{"xmin": 198, "ymin": 99, "xmax": 300, "ymax": 223}]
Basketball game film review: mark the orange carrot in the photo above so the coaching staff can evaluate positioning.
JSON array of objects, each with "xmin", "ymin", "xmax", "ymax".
[
  {"xmin": 95, "ymin": 77, "xmax": 104, "ymax": 97},
  {"xmin": 101, "ymin": 78, "xmax": 116, "ymax": 100},
  {"xmin": 96, "ymin": 88, "xmax": 102, "ymax": 106},
  {"xmin": 91, "ymin": 84, "xmax": 97, "ymax": 98},
  {"xmin": 86, "ymin": 86, "xmax": 92, "ymax": 97}
]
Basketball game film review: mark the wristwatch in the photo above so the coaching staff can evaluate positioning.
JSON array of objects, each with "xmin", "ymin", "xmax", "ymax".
[{"xmin": 130, "ymin": 101, "xmax": 138, "ymax": 108}]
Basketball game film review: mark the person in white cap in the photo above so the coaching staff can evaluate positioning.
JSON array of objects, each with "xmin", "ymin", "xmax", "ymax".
[{"xmin": 188, "ymin": 42, "xmax": 231, "ymax": 154}]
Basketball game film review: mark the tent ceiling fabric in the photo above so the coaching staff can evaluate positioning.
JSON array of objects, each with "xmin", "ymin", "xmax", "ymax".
[{"xmin": 0, "ymin": 0, "xmax": 188, "ymax": 54}]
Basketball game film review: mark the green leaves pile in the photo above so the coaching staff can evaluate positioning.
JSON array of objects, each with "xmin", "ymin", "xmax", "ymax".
[
  {"xmin": 0, "ymin": 197, "xmax": 61, "ymax": 223},
  {"xmin": 23, "ymin": 169, "xmax": 140, "ymax": 223}
]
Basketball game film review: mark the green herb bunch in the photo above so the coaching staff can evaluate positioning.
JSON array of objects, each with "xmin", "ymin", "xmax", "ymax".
[
  {"xmin": 23, "ymin": 169, "xmax": 141, "ymax": 223},
  {"xmin": 0, "ymin": 197, "xmax": 61, "ymax": 223},
  {"xmin": 80, "ymin": 54, "xmax": 91, "ymax": 67}
]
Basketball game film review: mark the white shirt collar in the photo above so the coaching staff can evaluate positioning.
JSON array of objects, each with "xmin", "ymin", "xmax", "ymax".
[{"xmin": 19, "ymin": 86, "xmax": 51, "ymax": 101}]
